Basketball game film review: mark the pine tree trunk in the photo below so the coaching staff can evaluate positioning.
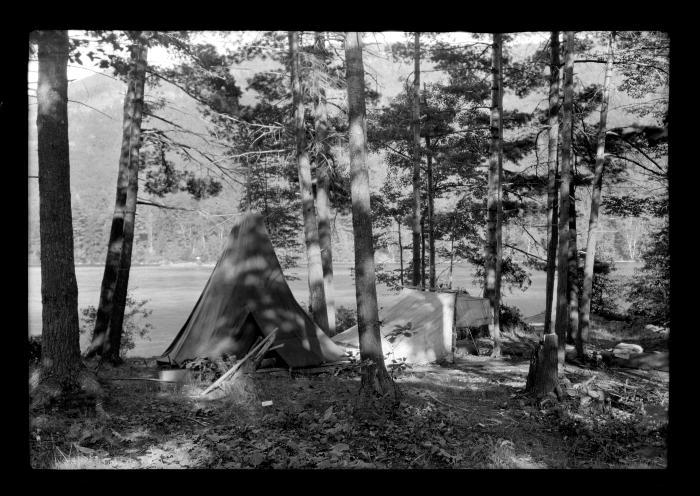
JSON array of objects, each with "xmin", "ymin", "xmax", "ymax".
[
  {"xmin": 397, "ymin": 218, "xmax": 404, "ymax": 287},
  {"xmin": 579, "ymin": 33, "xmax": 615, "ymax": 358},
  {"xmin": 426, "ymin": 135, "xmax": 436, "ymax": 289},
  {"xmin": 543, "ymin": 31, "xmax": 560, "ymax": 336},
  {"xmin": 525, "ymin": 334, "xmax": 562, "ymax": 399},
  {"xmin": 345, "ymin": 32, "xmax": 399, "ymax": 404},
  {"xmin": 108, "ymin": 39, "xmax": 148, "ymax": 362},
  {"xmin": 485, "ymin": 33, "xmax": 504, "ymax": 357},
  {"xmin": 554, "ymin": 31, "xmax": 576, "ymax": 364},
  {"xmin": 449, "ymin": 234, "xmax": 455, "ymax": 289},
  {"xmin": 421, "ymin": 217, "xmax": 426, "ymax": 289},
  {"xmin": 313, "ymin": 32, "xmax": 336, "ymax": 335},
  {"xmin": 289, "ymin": 31, "xmax": 329, "ymax": 335},
  {"xmin": 36, "ymin": 29, "xmax": 82, "ymax": 389},
  {"xmin": 411, "ymin": 32, "xmax": 422, "ymax": 287},
  {"xmin": 85, "ymin": 34, "xmax": 148, "ymax": 362},
  {"xmin": 567, "ymin": 181, "xmax": 580, "ymax": 352}
]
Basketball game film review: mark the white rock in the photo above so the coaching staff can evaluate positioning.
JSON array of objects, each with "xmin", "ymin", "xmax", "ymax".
[{"xmin": 614, "ymin": 342, "xmax": 643, "ymax": 354}]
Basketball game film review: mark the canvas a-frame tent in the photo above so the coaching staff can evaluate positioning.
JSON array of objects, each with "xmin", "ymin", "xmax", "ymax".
[
  {"xmin": 158, "ymin": 213, "xmax": 346, "ymax": 368},
  {"xmin": 331, "ymin": 288, "xmax": 491, "ymax": 364}
]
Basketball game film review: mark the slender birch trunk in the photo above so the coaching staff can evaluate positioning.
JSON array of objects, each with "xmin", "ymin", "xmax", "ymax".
[
  {"xmin": 289, "ymin": 31, "xmax": 329, "ymax": 334},
  {"xmin": 543, "ymin": 31, "xmax": 561, "ymax": 336},
  {"xmin": 579, "ymin": 33, "xmax": 615, "ymax": 357},
  {"xmin": 36, "ymin": 29, "xmax": 82, "ymax": 388},
  {"xmin": 485, "ymin": 33, "xmax": 504, "ymax": 357},
  {"xmin": 411, "ymin": 32, "xmax": 422, "ymax": 287},
  {"xmin": 313, "ymin": 32, "xmax": 336, "ymax": 335},
  {"xmin": 86, "ymin": 34, "xmax": 148, "ymax": 362},
  {"xmin": 554, "ymin": 31, "xmax": 576, "ymax": 364},
  {"xmin": 345, "ymin": 32, "xmax": 399, "ymax": 403}
]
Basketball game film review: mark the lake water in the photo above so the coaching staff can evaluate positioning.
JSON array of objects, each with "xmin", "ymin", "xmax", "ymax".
[{"xmin": 27, "ymin": 261, "xmax": 640, "ymax": 358}]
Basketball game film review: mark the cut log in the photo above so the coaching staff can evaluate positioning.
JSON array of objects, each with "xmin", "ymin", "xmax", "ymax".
[{"xmin": 525, "ymin": 334, "xmax": 562, "ymax": 399}]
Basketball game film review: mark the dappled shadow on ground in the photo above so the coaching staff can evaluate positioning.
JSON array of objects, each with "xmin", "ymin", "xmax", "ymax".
[{"xmin": 29, "ymin": 348, "xmax": 667, "ymax": 469}]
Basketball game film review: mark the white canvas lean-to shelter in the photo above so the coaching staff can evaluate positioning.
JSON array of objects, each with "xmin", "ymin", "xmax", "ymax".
[{"xmin": 332, "ymin": 288, "xmax": 491, "ymax": 364}]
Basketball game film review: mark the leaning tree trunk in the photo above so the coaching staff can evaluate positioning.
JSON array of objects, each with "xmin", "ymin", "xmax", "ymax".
[
  {"xmin": 36, "ymin": 29, "xmax": 83, "ymax": 390},
  {"xmin": 485, "ymin": 33, "xmax": 504, "ymax": 357},
  {"xmin": 567, "ymin": 181, "xmax": 580, "ymax": 353},
  {"xmin": 313, "ymin": 32, "xmax": 336, "ymax": 335},
  {"xmin": 579, "ymin": 32, "xmax": 615, "ymax": 358},
  {"xmin": 85, "ymin": 35, "xmax": 148, "ymax": 362},
  {"xmin": 411, "ymin": 32, "xmax": 422, "ymax": 287},
  {"xmin": 108, "ymin": 38, "xmax": 148, "ymax": 362},
  {"xmin": 554, "ymin": 31, "xmax": 576, "ymax": 364},
  {"xmin": 543, "ymin": 31, "xmax": 561, "ymax": 336},
  {"xmin": 289, "ymin": 31, "xmax": 329, "ymax": 335},
  {"xmin": 525, "ymin": 334, "xmax": 563, "ymax": 399},
  {"xmin": 426, "ymin": 135, "xmax": 436, "ymax": 289},
  {"xmin": 345, "ymin": 32, "xmax": 400, "ymax": 404}
]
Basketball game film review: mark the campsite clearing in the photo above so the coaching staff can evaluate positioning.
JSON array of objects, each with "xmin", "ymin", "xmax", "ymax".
[{"xmin": 29, "ymin": 318, "xmax": 668, "ymax": 469}]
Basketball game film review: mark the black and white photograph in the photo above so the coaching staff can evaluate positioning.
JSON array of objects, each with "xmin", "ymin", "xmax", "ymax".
[{"xmin": 27, "ymin": 30, "xmax": 669, "ymax": 469}]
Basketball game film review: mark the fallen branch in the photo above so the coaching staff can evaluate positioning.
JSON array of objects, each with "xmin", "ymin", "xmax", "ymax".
[
  {"xmin": 201, "ymin": 329, "xmax": 278, "ymax": 396},
  {"xmin": 425, "ymin": 392, "xmax": 474, "ymax": 414}
]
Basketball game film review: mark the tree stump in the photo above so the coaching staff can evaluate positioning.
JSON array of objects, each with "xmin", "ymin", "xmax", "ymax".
[{"xmin": 525, "ymin": 334, "xmax": 562, "ymax": 399}]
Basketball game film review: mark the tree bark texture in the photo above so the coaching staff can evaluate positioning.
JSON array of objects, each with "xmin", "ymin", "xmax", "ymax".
[
  {"xmin": 485, "ymin": 33, "xmax": 504, "ymax": 357},
  {"xmin": 525, "ymin": 334, "xmax": 562, "ymax": 399},
  {"xmin": 579, "ymin": 32, "xmax": 615, "ymax": 357},
  {"xmin": 313, "ymin": 32, "xmax": 336, "ymax": 335},
  {"xmin": 543, "ymin": 31, "xmax": 560, "ymax": 336},
  {"xmin": 345, "ymin": 32, "xmax": 399, "ymax": 403},
  {"xmin": 567, "ymin": 181, "xmax": 580, "ymax": 351},
  {"xmin": 397, "ymin": 218, "xmax": 404, "ymax": 287},
  {"xmin": 421, "ymin": 217, "xmax": 426, "ymax": 289},
  {"xmin": 108, "ymin": 39, "xmax": 148, "ymax": 360},
  {"xmin": 289, "ymin": 31, "xmax": 329, "ymax": 335},
  {"xmin": 36, "ymin": 29, "xmax": 83, "ymax": 388},
  {"xmin": 86, "ymin": 35, "xmax": 148, "ymax": 362},
  {"xmin": 411, "ymin": 32, "xmax": 422, "ymax": 287},
  {"xmin": 426, "ymin": 135, "xmax": 436, "ymax": 289},
  {"xmin": 554, "ymin": 31, "xmax": 576, "ymax": 364}
]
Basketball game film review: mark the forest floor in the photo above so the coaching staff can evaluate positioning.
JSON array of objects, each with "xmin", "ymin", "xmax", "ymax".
[{"xmin": 28, "ymin": 316, "xmax": 668, "ymax": 469}]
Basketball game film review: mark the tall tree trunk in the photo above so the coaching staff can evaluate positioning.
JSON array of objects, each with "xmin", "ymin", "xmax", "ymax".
[
  {"xmin": 567, "ymin": 181, "xmax": 580, "ymax": 350},
  {"xmin": 108, "ymin": 38, "xmax": 148, "ymax": 361},
  {"xmin": 86, "ymin": 34, "xmax": 148, "ymax": 362},
  {"xmin": 345, "ymin": 32, "xmax": 399, "ymax": 403},
  {"xmin": 426, "ymin": 135, "xmax": 436, "ymax": 289},
  {"xmin": 313, "ymin": 32, "xmax": 336, "ymax": 335},
  {"xmin": 36, "ymin": 29, "xmax": 82, "ymax": 389},
  {"xmin": 411, "ymin": 32, "xmax": 422, "ymax": 287},
  {"xmin": 397, "ymin": 218, "xmax": 404, "ymax": 287},
  {"xmin": 289, "ymin": 31, "xmax": 329, "ymax": 335},
  {"xmin": 579, "ymin": 32, "xmax": 615, "ymax": 358},
  {"xmin": 543, "ymin": 32, "xmax": 561, "ymax": 336},
  {"xmin": 449, "ymin": 234, "xmax": 455, "ymax": 289},
  {"xmin": 485, "ymin": 33, "xmax": 504, "ymax": 357},
  {"xmin": 554, "ymin": 31, "xmax": 576, "ymax": 364},
  {"xmin": 421, "ymin": 216, "xmax": 426, "ymax": 289}
]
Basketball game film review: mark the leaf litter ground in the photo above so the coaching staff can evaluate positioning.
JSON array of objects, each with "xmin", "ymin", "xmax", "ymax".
[{"xmin": 29, "ymin": 320, "xmax": 668, "ymax": 469}]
